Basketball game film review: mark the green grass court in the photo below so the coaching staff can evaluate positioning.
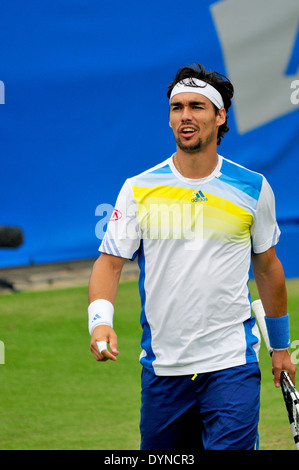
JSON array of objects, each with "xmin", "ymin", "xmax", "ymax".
[{"xmin": 0, "ymin": 278, "xmax": 299, "ymax": 450}]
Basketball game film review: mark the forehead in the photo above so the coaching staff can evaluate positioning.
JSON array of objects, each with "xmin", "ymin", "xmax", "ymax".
[{"xmin": 170, "ymin": 92, "xmax": 212, "ymax": 107}]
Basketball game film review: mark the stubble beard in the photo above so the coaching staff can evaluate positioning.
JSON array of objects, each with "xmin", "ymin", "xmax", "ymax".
[
  {"xmin": 175, "ymin": 129, "xmax": 216, "ymax": 154},
  {"xmin": 176, "ymin": 136, "xmax": 203, "ymax": 154}
]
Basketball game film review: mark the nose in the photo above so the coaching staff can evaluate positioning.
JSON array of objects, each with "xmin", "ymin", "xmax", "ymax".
[{"xmin": 181, "ymin": 105, "xmax": 192, "ymax": 121}]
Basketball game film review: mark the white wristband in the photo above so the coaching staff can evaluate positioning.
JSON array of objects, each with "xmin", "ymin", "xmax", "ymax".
[{"xmin": 88, "ymin": 299, "xmax": 114, "ymax": 335}]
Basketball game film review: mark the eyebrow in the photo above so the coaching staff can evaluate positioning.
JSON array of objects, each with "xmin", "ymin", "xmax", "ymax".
[{"xmin": 170, "ymin": 100, "xmax": 207, "ymax": 107}]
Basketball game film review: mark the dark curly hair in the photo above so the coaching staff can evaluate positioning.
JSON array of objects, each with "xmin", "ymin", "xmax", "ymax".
[{"xmin": 167, "ymin": 63, "xmax": 234, "ymax": 145}]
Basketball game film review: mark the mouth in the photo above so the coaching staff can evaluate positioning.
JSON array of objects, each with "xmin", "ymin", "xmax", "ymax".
[{"xmin": 179, "ymin": 125, "xmax": 198, "ymax": 138}]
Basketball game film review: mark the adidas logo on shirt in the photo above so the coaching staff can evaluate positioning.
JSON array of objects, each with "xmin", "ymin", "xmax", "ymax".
[{"xmin": 191, "ymin": 190, "xmax": 208, "ymax": 203}]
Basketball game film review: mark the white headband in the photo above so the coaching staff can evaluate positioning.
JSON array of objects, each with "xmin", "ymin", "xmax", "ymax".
[{"xmin": 170, "ymin": 78, "xmax": 224, "ymax": 109}]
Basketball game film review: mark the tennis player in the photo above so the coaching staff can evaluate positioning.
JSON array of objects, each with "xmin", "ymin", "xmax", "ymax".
[{"xmin": 88, "ymin": 63, "xmax": 296, "ymax": 450}]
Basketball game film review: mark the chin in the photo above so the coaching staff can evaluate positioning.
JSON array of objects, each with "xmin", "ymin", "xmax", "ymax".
[{"xmin": 177, "ymin": 141, "xmax": 203, "ymax": 153}]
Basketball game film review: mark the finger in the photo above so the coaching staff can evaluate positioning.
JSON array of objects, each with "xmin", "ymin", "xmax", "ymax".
[
  {"xmin": 272, "ymin": 368, "xmax": 281, "ymax": 388},
  {"xmin": 109, "ymin": 336, "xmax": 119, "ymax": 357},
  {"xmin": 288, "ymin": 366, "xmax": 296, "ymax": 386},
  {"xmin": 90, "ymin": 342, "xmax": 108, "ymax": 361},
  {"xmin": 96, "ymin": 339, "xmax": 118, "ymax": 361},
  {"xmin": 101, "ymin": 344, "xmax": 118, "ymax": 361},
  {"xmin": 97, "ymin": 341, "xmax": 108, "ymax": 354}
]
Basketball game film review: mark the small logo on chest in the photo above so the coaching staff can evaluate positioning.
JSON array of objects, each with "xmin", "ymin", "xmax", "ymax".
[{"xmin": 191, "ymin": 190, "xmax": 208, "ymax": 203}]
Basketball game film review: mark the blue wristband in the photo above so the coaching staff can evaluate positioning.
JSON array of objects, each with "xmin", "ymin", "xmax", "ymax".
[{"xmin": 264, "ymin": 313, "xmax": 291, "ymax": 350}]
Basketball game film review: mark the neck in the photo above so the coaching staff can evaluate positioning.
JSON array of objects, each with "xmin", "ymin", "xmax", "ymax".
[{"xmin": 174, "ymin": 147, "xmax": 219, "ymax": 179}]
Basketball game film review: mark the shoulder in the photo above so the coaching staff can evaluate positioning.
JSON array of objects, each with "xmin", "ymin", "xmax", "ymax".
[
  {"xmin": 219, "ymin": 156, "xmax": 264, "ymax": 201},
  {"xmin": 117, "ymin": 158, "xmax": 173, "ymax": 199},
  {"xmin": 125, "ymin": 157, "xmax": 175, "ymax": 192},
  {"xmin": 128, "ymin": 157, "xmax": 172, "ymax": 184}
]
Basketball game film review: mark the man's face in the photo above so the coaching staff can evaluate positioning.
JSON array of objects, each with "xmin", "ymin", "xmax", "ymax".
[{"xmin": 169, "ymin": 92, "xmax": 225, "ymax": 153}]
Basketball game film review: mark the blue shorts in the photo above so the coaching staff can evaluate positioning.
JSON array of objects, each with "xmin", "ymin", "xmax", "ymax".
[{"xmin": 140, "ymin": 363, "xmax": 261, "ymax": 451}]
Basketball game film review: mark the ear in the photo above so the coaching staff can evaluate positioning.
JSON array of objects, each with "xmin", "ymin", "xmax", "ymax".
[
  {"xmin": 169, "ymin": 120, "xmax": 172, "ymax": 128},
  {"xmin": 216, "ymin": 108, "xmax": 226, "ymax": 127}
]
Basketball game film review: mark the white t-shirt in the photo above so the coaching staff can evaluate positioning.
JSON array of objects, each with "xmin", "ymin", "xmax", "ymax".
[{"xmin": 99, "ymin": 154, "xmax": 280, "ymax": 376}]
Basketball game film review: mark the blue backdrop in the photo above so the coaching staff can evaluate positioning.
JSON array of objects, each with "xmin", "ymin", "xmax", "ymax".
[{"xmin": 0, "ymin": 0, "xmax": 298, "ymax": 277}]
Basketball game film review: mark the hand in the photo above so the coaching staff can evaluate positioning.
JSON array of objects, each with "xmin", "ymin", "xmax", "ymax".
[
  {"xmin": 271, "ymin": 349, "xmax": 296, "ymax": 387},
  {"xmin": 90, "ymin": 325, "xmax": 119, "ymax": 362}
]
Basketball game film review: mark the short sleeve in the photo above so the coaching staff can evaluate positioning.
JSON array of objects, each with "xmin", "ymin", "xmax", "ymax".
[
  {"xmin": 251, "ymin": 177, "xmax": 280, "ymax": 254},
  {"xmin": 99, "ymin": 179, "xmax": 141, "ymax": 260}
]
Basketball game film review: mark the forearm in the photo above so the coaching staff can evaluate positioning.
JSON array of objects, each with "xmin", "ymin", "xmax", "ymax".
[
  {"xmin": 88, "ymin": 254, "xmax": 126, "ymax": 362},
  {"xmin": 252, "ymin": 248, "xmax": 287, "ymax": 318},
  {"xmin": 252, "ymin": 247, "xmax": 296, "ymax": 386},
  {"xmin": 88, "ymin": 253, "xmax": 126, "ymax": 304}
]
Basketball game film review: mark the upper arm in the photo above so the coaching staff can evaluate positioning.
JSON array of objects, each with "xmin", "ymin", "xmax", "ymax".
[
  {"xmin": 251, "ymin": 247, "xmax": 287, "ymax": 317},
  {"xmin": 93, "ymin": 252, "xmax": 127, "ymax": 275},
  {"xmin": 251, "ymin": 245, "xmax": 278, "ymax": 275},
  {"xmin": 99, "ymin": 179, "xmax": 141, "ymax": 260},
  {"xmin": 88, "ymin": 253, "xmax": 127, "ymax": 304}
]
